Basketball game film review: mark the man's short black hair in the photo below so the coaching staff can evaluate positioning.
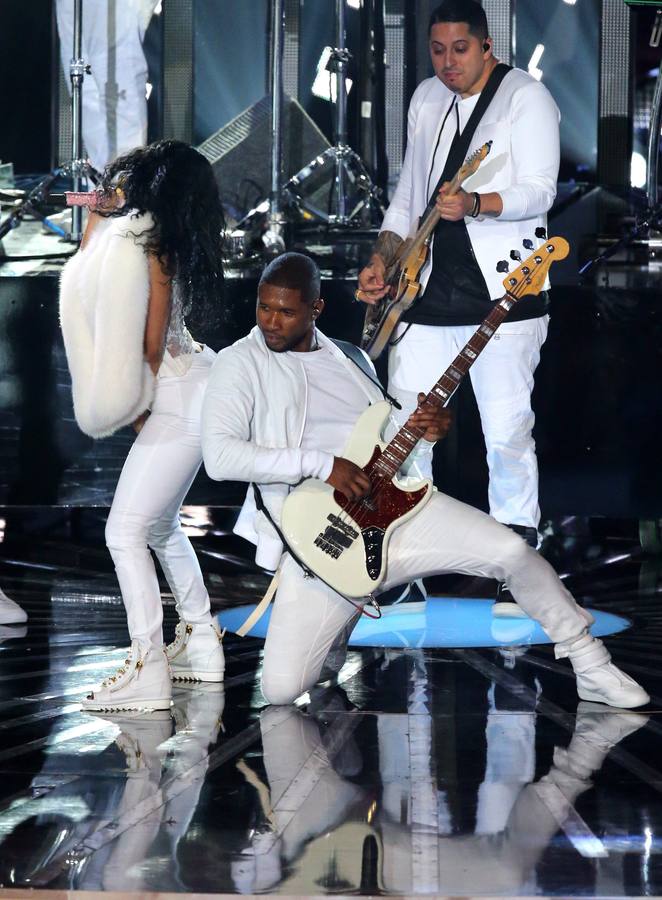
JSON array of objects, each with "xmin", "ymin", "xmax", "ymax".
[
  {"xmin": 258, "ymin": 252, "xmax": 321, "ymax": 304},
  {"xmin": 428, "ymin": 0, "xmax": 488, "ymax": 40}
]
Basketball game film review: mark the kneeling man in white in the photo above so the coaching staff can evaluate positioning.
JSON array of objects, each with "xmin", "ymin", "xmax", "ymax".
[{"xmin": 201, "ymin": 252, "xmax": 648, "ymax": 710}]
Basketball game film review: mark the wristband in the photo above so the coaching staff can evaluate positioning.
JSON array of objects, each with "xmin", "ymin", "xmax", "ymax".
[{"xmin": 469, "ymin": 192, "xmax": 481, "ymax": 218}]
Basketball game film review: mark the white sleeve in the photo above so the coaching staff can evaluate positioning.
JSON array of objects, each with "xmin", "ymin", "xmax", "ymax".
[
  {"xmin": 201, "ymin": 353, "xmax": 334, "ymax": 485},
  {"xmin": 498, "ymin": 80, "xmax": 560, "ymax": 221}
]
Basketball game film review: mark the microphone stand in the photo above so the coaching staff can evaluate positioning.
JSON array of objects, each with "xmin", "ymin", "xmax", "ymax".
[{"xmin": 578, "ymin": 203, "xmax": 662, "ymax": 278}]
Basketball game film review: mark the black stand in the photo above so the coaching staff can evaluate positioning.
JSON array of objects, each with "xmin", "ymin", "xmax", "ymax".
[{"xmin": 0, "ymin": 0, "xmax": 100, "ymax": 253}]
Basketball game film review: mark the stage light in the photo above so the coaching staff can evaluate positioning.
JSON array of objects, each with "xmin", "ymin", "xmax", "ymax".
[
  {"xmin": 312, "ymin": 47, "xmax": 353, "ymax": 102},
  {"xmin": 347, "ymin": 0, "xmax": 361, "ymax": 7},
  {"xmin": 631, "ymin": 151, "xmax": 647, "ymax": 188},
  {"xmin": 563, "ymin": 0, "xmax": 577, "ymax": 5},
  {"xmin": 528, "ymin": 44, "xmax": 545, "ymax": 81}
]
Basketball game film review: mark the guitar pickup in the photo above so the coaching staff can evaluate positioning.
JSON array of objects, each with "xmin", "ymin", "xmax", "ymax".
[{"xmin": 326, "ymin": 514, "xmax": 358, "ymax": 539}]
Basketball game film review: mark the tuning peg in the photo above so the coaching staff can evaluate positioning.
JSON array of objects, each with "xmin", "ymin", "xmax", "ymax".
[
  {"xmin": 535, "ymin": 227, "xmax": 547, "ymax": 239},
  {"xmin": 522, "ymin": 239, "xmax": 534, "ymax": 250},
  {"xmin": 509, "ymin": 250, "xmax": 522, "ymax": 261},
  {"xmin": 496, "ymin": 260, "xmax": 510, "ymax": 273}
]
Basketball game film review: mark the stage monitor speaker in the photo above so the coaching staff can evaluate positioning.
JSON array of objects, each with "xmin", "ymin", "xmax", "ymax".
[{"xmin": 197, "ymin": 94, "xmax": 330, "ymax": 221}]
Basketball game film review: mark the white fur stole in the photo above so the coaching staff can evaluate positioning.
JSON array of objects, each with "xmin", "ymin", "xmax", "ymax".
[{"xmin": 59, "ymin": 212, "xmax": 157, "ymax": 439}]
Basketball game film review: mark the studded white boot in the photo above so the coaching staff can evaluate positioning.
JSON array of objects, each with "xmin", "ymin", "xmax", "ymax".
[
  {"xmin": 82, "ymin": 641, "xmax": 173, "ymax": 712},
  {"xmin": 165, "ymin": 621, "xmax": 225, "ymax": 683},
  {"xmin": 556, "ymin": 630, "xmax": 649, "ymax": 709}
]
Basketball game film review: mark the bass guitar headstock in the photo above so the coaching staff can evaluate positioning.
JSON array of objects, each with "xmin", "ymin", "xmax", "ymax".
[
  {"xmin": 502, "ymin": 236, "xmax": 569, "ymax": 300},
  {"xmin": 457, "ymin": 141, "xmax": 493, "ymax": 183}
]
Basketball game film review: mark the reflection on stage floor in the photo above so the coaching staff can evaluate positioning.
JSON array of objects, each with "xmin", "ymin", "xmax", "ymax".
[{"xmin": 0, "ymin": 507, "xmax": 661, "ymax": 898}]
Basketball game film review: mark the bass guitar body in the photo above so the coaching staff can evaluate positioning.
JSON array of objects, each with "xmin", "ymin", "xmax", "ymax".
[{"xmin": 281, "ymin": 402, "xmax": 433, "ymax": 598}]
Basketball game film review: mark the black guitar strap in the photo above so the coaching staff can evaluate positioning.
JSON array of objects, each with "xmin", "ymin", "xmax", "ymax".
[
  {"xmin": 330, "ymin": 337, "xmax": 401, "ymax": 409},
  {"xmin": 422, "ymin": 62, "xmax": 512, "ymax": 218}
]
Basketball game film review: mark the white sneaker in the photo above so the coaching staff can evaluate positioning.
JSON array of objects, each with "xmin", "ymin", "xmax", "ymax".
[
  {"xmin": 82, "ymin": 641, "xmax": 173, "ymax": 712},
  {"xmin": 0, "ymin": 588, "xmax": 27, "ymax": 625},
  {"xmin": 557, "ymin": 631, "xmax": 650, "ymax": 709},
  {"xmin": 165, "ymin": 621, "xmax": 225, "ymax": 683},
  {"xmin": 575, "ymin": 661, "xmax": 650, "ymax": 709}
]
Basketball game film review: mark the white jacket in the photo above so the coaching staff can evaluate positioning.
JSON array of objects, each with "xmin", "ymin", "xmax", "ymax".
[
  {"xmin": 382, "ymin": 67, "xmax": 560, "ymax": 299},
  {"xmin": 202, "ymin": 327, "xmax": 430, "ymax": 570}
]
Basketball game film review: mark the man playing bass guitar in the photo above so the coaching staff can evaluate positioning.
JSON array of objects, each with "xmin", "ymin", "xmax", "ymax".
[
  {"xmin": 356, "ymin": 0, "xmax": 559, "ymax": 616},
  {"xmin": 201, "ymin": 252, "xmax": 647, "ymax": 712}
]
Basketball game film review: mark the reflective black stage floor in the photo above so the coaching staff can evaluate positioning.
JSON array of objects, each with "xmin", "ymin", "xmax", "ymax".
[{"xmin": 0, "ymin": 508, "xmax": 662, "ymax": 899}]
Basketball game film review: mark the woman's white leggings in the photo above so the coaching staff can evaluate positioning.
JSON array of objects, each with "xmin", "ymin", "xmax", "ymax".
[{"xmin": 105, "ymin": 348, "xmax": 216, "ymax": 647}]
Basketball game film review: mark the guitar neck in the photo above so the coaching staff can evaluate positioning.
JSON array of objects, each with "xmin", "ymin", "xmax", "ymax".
[{"xmin": 372, "ymin": 295, "xmax": 515, "ymax": 480}]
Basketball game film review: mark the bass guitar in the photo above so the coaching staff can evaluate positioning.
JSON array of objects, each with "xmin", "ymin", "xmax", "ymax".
[
  {"xmin": 360, "ymin": 140, "xmax": 492, "ymax": 361},
  {"xmin": 282, "ymin": 236, "xmax": 569, "ymax": 598}
]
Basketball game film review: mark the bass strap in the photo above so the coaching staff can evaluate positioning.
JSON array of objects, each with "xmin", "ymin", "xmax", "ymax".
[
  {"xmin": 422, "ymin": 62, "xmax": 512, "ymax": 218},
  {"xmin": 330, "ymin": 337, "xmax": 401, "ymax": 409}
]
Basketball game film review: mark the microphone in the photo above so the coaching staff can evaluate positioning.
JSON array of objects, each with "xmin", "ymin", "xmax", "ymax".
[{"xmin": 47, "ymin": 189, "xmax": 124, "ymax": 211}]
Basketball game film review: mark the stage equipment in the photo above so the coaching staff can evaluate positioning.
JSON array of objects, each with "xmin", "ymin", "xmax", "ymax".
[
  {"xmin": 285, "ymin": 0, "xmax": 383, "ymax": 227},
  {"xmin": 0, "ymin": 0, "xmax": 99, "ymax": 249},
  {"xmin": 63, "ymin": 0, "xmax": 103, "ymax": 240},
  {"xmin": 197, "ymin": 95, "xmax": 330, "ymax": 222}
]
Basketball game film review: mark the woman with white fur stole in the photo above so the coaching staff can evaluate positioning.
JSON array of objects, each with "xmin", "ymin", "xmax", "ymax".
[{"xmin": 59, "ymin": 140, "xmax": 226, "ymax": 711}]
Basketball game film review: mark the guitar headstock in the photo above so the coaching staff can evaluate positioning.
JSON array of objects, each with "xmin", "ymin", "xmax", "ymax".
[
  {"xmin": 458, "ymin": 141, "xmax": 492, "ymax": 182},
  {"xmin": 502, "ymin": 236, "xmax": 569, "ymax": 299}
]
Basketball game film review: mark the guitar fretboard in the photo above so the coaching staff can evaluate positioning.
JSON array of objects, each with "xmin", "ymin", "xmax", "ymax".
[{"xmin": 372, "ymin": 294, "xmax": 516, "ymax": 480}]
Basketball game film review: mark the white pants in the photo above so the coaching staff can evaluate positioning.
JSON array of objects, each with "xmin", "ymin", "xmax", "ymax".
[
  {"xmin": 387, "ymin": 317, "xmax": 549, "ymax": 529},
  {"xmin": 105, "ymin": 348, "xmax": 216, "ymax": 648},
  {"xmin": 56, "ymin": 0, "xmax": 156, "ymax": 171},
  {"xmin": 261, "ymin": 489, "xmax": 587, "ymax": 705}
]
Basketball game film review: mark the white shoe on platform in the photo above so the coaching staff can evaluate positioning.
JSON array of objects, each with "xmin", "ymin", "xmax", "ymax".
[
  {"xmin": 82, "ymin": 641, "xmax": 173, "ymax": 712},
  {"xmin": 0, "ymin": 588, "xmax": 27, "ymax": 625},
  {"xmin": 556, "ymin": 631, "xmax": 649, "ymax": 709},
  {"xmin": 165, "ymin": 621, "xmax": 225, "ymax": 683}
]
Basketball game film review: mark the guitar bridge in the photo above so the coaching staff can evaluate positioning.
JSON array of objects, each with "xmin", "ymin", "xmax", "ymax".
[{"xmin": 314, "ymin": 515, "xmax": 359, "ymax": 559}]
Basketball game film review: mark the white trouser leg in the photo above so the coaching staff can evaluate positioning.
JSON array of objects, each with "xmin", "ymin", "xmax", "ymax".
[
  {"xmin": 381, "ymin": 491, "xmax": 588, "ymax": 643},
  {"xmin": 387, "ymin": 323, "xmax": 462, "ymax": 480},
  {"xmin": 262, "ymin": 491, "xmax": 588, "ymax": 705},
  {"xmin": 387, "ymin": 319, "xmax": 547, "ymax": 529},
  {"xmin": 261, "ymin": 556, "xmax": 362, "ymax": 705},
  {"xmin": 56, "ymin": 0, "xmax": 150, "ymax": 170},
  {"xmin": 468, "ymin": 316, "xmax": 548, "ymax": 529},
  {"xmin": 105, "ymin": 355, "xmax": 213, "ymax": 648}
]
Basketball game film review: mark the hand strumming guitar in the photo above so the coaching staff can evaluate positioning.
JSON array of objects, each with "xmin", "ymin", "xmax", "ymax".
[
  {"xmin": 355, "ymin": 231, "xmax": 404, "ymax": 305},
  {"xmin": 326, "ymin": 457, "xmax": 372, "ymax": 501},
  {"xmin": 356, "ymin": 254, "xmax": 388, "ymax": 305}
]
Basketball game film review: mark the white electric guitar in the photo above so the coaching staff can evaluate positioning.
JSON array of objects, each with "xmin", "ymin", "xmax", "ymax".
[{"xmin": 281, "ymin": 237, "xmax": 569, "ymax": 598}]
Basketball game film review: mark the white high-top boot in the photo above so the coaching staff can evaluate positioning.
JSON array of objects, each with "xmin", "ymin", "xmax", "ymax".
[
  {"xmin": 82, "ymin": 641, "xmax": 173, "ymax": 712},
  {"xmin": 556, "ymin": 630, "xmax": 649, "ymax": 708},
  {"xmin": 165, "ymin": 621, "xmax": 225, "ymax": 682},
  {"xmin": 0, "ymin": 588, "xmax": 27, "ymax": 625}
]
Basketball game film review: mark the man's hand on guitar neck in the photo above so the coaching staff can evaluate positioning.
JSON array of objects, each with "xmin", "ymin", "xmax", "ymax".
[
  {"xmin": 356, "ymin": 230, "xmax": 403, "ymax": 304},
  {"xmin": 326, "ymin": 457, "xmax": 372, "ymax": 501},
  {"xmin": 408, "ymin": 394, "xmax": 453, "ymax": 442}
]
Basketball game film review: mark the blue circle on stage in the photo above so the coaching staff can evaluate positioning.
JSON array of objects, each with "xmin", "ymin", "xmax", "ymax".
[{"xmin": 219, "ymin": 597, "xmax": 630, "ymax": 649}]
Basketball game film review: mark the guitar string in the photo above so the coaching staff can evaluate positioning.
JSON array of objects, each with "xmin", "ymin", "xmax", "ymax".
[{"xmin": 335, "ymin": 245, "xmax": 554, "ymax": 532}]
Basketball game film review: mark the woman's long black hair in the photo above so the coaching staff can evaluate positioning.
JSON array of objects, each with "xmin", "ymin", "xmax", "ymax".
[{"xmin": 101, "ymin": 140, "xmax": 225, "ymax": 324}]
